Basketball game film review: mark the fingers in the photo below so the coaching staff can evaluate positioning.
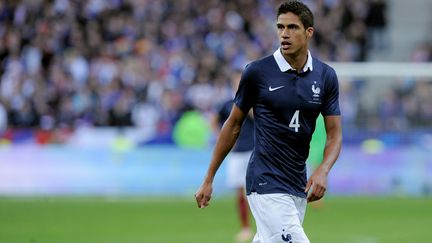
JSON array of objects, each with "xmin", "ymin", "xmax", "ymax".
[
  {"xmin": 304, "ymin": 180, "xmax": 312, "ymax": 193},
  {"xmin": 194, "ymin": 193, "xmax": 201, "ymax": 208},
  {"xmin": 195, "ymin": 183, "xmax": 213, "ymax": 208},
  {"xmin": 307, "ymin": 184, "xmax": 326, "ymax": 203},
  {"xmin": 194, "ymin": 192, "xmax": 211, "ymax": 208}
]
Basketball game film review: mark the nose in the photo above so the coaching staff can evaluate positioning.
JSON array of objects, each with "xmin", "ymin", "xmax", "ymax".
[{"xmin": 281, "ymin": 28, "xmax": 290, "ymax": 38}]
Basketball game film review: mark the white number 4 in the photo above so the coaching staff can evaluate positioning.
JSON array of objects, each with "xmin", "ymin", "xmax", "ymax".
[{"xmin": 289, "ymin": 110, "xmax": 300, "ymax": 132}]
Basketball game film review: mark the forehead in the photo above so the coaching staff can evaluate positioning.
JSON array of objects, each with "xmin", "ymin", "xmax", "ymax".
[{"xmin": 277, "ymin": 12, "xmax": 303, "ymax": 27}]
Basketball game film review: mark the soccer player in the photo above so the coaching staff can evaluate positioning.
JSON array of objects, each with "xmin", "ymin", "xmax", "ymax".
[
  {"xmin": 211, "ymin": 70, "xmax": 254, "ymax": 242},
  {"xmin": 195, "ymin": 1, "xmax": 342, "ymax": 242}
]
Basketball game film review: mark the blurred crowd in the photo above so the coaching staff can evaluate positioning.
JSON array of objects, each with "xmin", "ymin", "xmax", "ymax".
[{"xmin": 0, "ymin": 0, "xmax": 430, "ymax": 143}]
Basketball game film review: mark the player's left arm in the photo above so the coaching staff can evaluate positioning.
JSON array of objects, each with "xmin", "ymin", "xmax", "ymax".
[{"xmin": 305, "ymin": 115, "xmax": 342, "ymax": 202}]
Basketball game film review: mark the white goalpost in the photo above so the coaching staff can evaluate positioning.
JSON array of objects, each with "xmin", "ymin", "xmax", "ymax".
[{"xmin": 329, "ymin": 62, "xmax": 432, "ymax": 79}]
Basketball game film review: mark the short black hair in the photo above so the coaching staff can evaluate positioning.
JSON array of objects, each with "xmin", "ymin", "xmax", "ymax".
[{"xmin": 277, "ymin": 1, "xmax": 314, "ymax": 29}]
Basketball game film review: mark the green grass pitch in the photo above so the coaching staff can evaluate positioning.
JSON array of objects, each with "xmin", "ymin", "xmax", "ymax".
[{"xmin": 0, "ymin": 196, "xmax": 431, "ymax": 243}]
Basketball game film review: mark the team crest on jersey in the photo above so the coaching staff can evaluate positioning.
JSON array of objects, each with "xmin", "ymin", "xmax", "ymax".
[
  {"xmin": 312, "ymin": 81, "xmax": 320, "ymax": 98},
  {"xmin": 308, "ymin": 81, "xmax": 321, "ymax": 104}
]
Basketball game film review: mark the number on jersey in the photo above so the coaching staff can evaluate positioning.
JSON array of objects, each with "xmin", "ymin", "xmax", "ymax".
[{"xmin": 289, "ymin": 110, "xmax": 300, "ymax": 132}]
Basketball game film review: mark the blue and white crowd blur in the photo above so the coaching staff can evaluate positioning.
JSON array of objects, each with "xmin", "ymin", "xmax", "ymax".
[{"xmin": 0, "ymin": 0, "xmax": 431, "ymax": 143}]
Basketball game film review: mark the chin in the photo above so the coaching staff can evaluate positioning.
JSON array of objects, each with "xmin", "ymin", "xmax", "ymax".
[{"xmin": 281, "ymin": 49, "xmax": 293, "ymax": 56}]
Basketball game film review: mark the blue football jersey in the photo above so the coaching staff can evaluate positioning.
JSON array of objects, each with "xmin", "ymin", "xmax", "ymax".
[{"xmin": 234, "ymin": 50, "xmax": 340, "ymax": 198}]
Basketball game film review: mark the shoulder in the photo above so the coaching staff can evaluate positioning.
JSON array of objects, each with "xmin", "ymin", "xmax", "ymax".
[
  {"xmin": 312, "ymin": 57, "xmax": 337, "ymax": 78},
  {"xmin": 244, "ymin": 55, "xmax": 274, "ymax": 72}
]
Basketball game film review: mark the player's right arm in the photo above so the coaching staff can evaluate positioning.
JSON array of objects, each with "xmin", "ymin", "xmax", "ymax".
[{"xmin": 195, "ymin": 104, "xmax": 247, "ymax": 208}]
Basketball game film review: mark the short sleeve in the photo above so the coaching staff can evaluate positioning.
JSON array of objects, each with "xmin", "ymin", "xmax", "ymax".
[
  {"xmin": 321, "ymin": 67, "xmax": 341, "ymax": 116},
  {"xmin": 234, "ymin": 64, "xmax": 258, "ymax": 113}
]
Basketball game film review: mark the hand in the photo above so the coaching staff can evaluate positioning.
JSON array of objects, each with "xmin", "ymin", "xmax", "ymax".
[
  {"xmin": 305, "ymin": 167, "xmax": 328, "ymax": 203},
  {"xmin": 195, "ymin": 182, "xmax": 213, "ymax": 208}
]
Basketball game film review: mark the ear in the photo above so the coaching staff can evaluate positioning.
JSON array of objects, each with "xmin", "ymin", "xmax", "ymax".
[{"xmin": 306, "ymin": 27, "xmax": 314, "ymax": 40}]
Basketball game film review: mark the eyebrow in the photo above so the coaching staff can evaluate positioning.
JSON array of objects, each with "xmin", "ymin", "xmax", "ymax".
[{"xmin": 276, "ymin": 23, "xmax": 301, "ymax": 29}]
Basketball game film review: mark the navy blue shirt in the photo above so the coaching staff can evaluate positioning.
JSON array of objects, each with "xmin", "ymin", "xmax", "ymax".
[
  {"xmin": 234, "ymin": 50, "xmax": 340, "ymax": 198},
  {"xmin": 217, "ymin": 100, "xmax": 254, "ymax": 152}
]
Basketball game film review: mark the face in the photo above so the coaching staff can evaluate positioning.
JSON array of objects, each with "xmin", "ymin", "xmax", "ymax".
[{"xmin": 277, "ymin": 12, "xmax": 313, "ymax": 57}]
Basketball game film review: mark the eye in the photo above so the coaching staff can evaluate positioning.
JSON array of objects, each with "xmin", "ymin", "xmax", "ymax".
[
  {"xmin": 276, "ymin": 24, "xmax": 284, "ymax": 30},
  {"xmin": 287, "ymin": 24, "xmax": 299, "ymax": 30}
]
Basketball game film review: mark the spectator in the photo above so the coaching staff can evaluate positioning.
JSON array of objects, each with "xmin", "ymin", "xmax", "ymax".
[
  {"xmin": 0, "ymin": 100, "xmax": 7, "ymax": 133},
  {"xmin": 2, "ymin": 0, "xmax": 429, "ymax": 143},
  {"xmin": 366, "ymin": 0, "xmax": 388, "ymax": 50}
]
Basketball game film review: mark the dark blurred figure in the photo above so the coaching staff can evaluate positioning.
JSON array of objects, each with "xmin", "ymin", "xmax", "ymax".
[
  {"xmin": 8, "ymin": 99, "xmax": 39, "ymax": 127},
  {"xmin": 366, "ymin": 0, "xmax": 388, "ymax": 50}
]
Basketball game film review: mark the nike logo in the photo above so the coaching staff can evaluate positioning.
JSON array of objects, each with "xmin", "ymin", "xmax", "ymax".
[{"xmin": 269, "ymin": 85, "xmax": 285, "ymax": 92}]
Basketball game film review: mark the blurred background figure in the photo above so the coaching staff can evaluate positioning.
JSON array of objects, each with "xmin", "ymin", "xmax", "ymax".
[
  {"xmin": 307, "ymin": 114, "xmax": 326, "ymax": 209},
  {"xmin": 0, "ymin": 0, "xmax": 429, "ymax": 140},
  {"xmin": 365, "ymin": 0, "xmax": 388, "ymax": 50},
  {"xmin": 211, "ymin": 70, "xmax": 254, "ymax": 242},
  {"xmin": 0, "ymin": 99, "xmax": 7, "ymax": 134}
]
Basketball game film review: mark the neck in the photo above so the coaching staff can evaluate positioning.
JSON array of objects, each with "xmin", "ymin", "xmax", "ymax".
[{"xmin": 282, "ymin": 49, "xmax": 308, "ymax": 73}]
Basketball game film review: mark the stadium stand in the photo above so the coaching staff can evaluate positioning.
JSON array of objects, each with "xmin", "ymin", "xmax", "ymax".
[{"xmin": 0, "ymin": 0, "xmax": 430, "ymax": 145}]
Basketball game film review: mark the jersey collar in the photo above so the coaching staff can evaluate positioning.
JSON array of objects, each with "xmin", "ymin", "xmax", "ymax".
[{"xmin": 273, "ymin": 48, "xmax": 313, "ymax": 73}]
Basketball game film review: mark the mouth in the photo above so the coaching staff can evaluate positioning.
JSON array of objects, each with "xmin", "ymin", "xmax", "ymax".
[{"xmin": 281, "ymin": 41, "xmax": 291, "ymax": 49}]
